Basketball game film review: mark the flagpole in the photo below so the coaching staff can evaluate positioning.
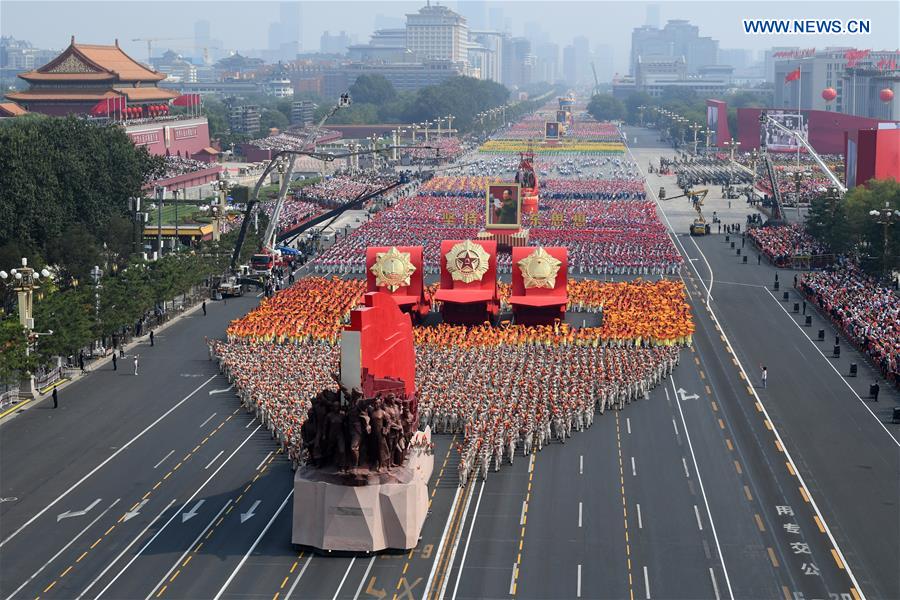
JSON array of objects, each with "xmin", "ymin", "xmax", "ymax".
[{"xmin": 797, "ymin": 61, "xmax": 801, "ymax": 168}]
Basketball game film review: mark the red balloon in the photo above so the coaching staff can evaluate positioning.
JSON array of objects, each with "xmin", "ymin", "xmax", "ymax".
[
  {"xmin": 821, "ymin": 88, "xmax": 837, "ymax": 102},
  {"xmin": 880, "ymin": 88, "xmax": 894, "ymax": 102}
]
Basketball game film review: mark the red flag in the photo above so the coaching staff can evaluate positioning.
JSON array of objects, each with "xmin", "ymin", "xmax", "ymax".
[
  {"xmin": 173, "ymin": 93, "xmax": 200, "ymax": 107},
  {"xmin": 90, "ymin": 96, "xmax": 124, "ymax": 116},
  {"xmin": 784, "ymin": 68, "xmax": 801, "ymax": 83}
]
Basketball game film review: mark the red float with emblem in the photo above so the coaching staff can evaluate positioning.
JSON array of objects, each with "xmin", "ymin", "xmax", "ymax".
[
  {"xmin": 365, "ymin": 245, "xmax": 430, "ymax": 321},
  {"xmin": 509, "ymin": 246, "xmax": 568, "ymax": 326},
  {"xmin": 433, "ymin": 239, "xmax": 499, "ymax": 325}
]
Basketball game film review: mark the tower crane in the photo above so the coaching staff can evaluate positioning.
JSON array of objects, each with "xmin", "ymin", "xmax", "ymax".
[
  {"xmin": 131, "ymin": 37, "xmax": 192, "ymax": 63},
  {"xmin": 590, "ymin": 62, "xmax": 601, "ymax": 95}
]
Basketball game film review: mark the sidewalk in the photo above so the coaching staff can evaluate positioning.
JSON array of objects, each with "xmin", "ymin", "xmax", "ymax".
[{"xmin": 0, "ymin": 295, "xmax": 208, "ymax": 423}]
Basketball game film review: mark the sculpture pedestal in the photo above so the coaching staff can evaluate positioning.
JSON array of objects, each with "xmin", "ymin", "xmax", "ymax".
[{"xmin": 292, "ymin": 428, "xmax": 434, "ymax": 552}]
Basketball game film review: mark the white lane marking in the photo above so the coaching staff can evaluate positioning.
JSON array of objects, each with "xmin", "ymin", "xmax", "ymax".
[
  {"xmin": 122, "ymin": 499, "xmax": 149, "ymax": 523},
  {"xmin": 671, "ymin": 378, "xmax": 735, "ymax": 600},
  {"xmin": 423, "ymin": 487, "xmax": 462, "ymax": 599},
  {"xmin": 672, "ymin": 418, "xmax": 679, "ymax": 437},
  {"xmin": 519, "ymin": 500, "xmax": 526, "ymax": 526},
  {"xmin": 709, "ymin": 567, "xmax": 721, "ymax": 600},
  {"xmin": 351, "ymin": 556, "xmax": 376, "ymax": 600},
  {"xmin": 283, "ymin": 554, "xmax": 313, "ymax": 600},
  {"xmin": 508, "ymin": 564, "xmax": 518, "ymax": 595},
  {"xmin": 576, "ymin": 564, "xmax": 582, "ymax": 598},
  {"xmin": 682, "ymin": 457, "xmax": 690, "ymax": 479},
  {"xmin": 181, "ymin": 499, "xmax": 205, "ymax": 523},
  {"xmin": 579, "ymin": 455, "xmax": 583, "ymax": 475},
  {"xmin": 3, "ymin": 499, "xmax": 120, "ymax": 600},
  {"xmin": 208, "ymin": 385, "xmax": 234, "ymax": 396},
  {"xmin": 153, "ymin": 450, "xmax": 175, "ymax": 469},
  {"xmin": 204, "ymin": 450, "xmax": 225, "ymax": 470},
  {"xmin": 256, "ymin": 292, "xmax": 264, "ymax": 298},
  {"xmin": 450, "ymin": 480, "xmax": 485, "ymax": 600},
  {"xmin": 76, "ymin": 499, "xmax": 178, "ymax": 600},
  {"xmin": 763, "ymin": 287, "xmax": 900, "ymax": 447},
  {"xmin": 0, "ymin": 374, "xmax": 217, "ymax": 548},
  {"xmin": 330, "ymin": 557, "xmax": 356, "ymax": 600},
  {"xmin": 689, "ymin": 235, "xmax": 715, "ymax": 306},
  {"xmin": 256, "ymin": 450, "xmax": 274, "ymax": 471},
  {"xmin": 626, "ymin": 417, "xmax": 631, "ymax": 434},
  {"xmin": 643, "ymin": 565, "xmax": 651, "ymax": 599},
  {"xmin": 631, "ymin": 456, "xmax": 636, "ymax": 477},
  {"xmin": 693, "ymin": 504, "xmax": 703, "ymax": 530},
  {"xmin": 144, "ymin": 500, "xmax": 231, "ymax": 599},
  {"xmin": 636, "ymin": 503, "xmax": 643, "ymax": 529},
  {"xmin": 240, "ymin": 500, "xmax": 261, "ymax": 523},
  {"xmin": 642, "ymin": 140, "xmax": 867, "ymax": 598},
  {"xmin": 199, "ymin": 412, "xmax": 217, "ymax": 428},
  {"xmin": 57, "ymin": 498, "xmax": 102, "ymax": 522},
  {"xmin": 578, "ymin": 502, "xmax": 583, "ymax": 528},
  {"xmin": 87, "ymin": 426, "xmax": 261, "ymax": 600},
  {"xmin": 213, "ymin": 488, "xmax": 294, "ymax": 600},
  {"xmin": 439, "ymin": 479, "xmax": 479, "ymax": 600}
]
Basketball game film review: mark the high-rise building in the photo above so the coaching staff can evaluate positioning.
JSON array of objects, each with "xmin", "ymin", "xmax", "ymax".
[
  {"xmin": 320, "ymin": 31, "xmax": 352, "ymax": 55},
  {"xmin": 534, "ymin": 42, "xmax": 559, "ymax": 84},
  {"xmin": 630, "ymin": 19, "xmax": 718, "ymax": 75},
  {"xmin": 469, "ymin": 31, "xmax": 504, "ymax": 83},
  {"xmin": 228, "ymin": 104, "xmax": 261, "ymax": 134},
  {"xmin": 593, "ymin": 44, "xmax": 614, "ymax": 84},
  {"xmin": 268, "ymin": 2, "xmax": 302, "ymax": 61},
  {"xmin": 405, "ymin": 4, "xmax": 469, "ymax": 65},
  {"xmin": 561, "ymin": 36, "xmax": 591, "ymax": 86},
  {"xmin": 562, "ymin": 45, "xmax": 576, "ymax": 87},
  {"xmin": 646, "ymin": 4, "xmax": 661, "ymax": 28},
  {"xmin": 502, "ymin": 37, "xmax": 534, "ymax": 88},
  {"xmin": 291, "ymin": 100, "xmax": 316, "ymax": 126}
]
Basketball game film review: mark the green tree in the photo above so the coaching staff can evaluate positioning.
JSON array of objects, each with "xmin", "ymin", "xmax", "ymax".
[
  {"xmin": 32, "ymin": 287, "xmax": 94, "ymax": 362},
  {"xmin": 260, "ymin": 108, "xmax": 290, "ymax": 134},
  {"xmin": 349, "ymin": 74, "xmax": 397, "ymax": 106},
  {"xmin": 0, "ymin": 317, "xmax": 37, "ymax": 385},
  {"xmin": 586, "ymin": 94, "xmax": 626, "ymax": 122},
  {"xmin": 843, "ymin": 179, "xmax": 900, "ymax": 273},
  {"xmin": 624, "ymin": 91, "xmax": 654, "ymax": 124}
]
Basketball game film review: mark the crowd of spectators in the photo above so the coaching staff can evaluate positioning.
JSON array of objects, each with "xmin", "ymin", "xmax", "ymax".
[
  {"xmin": 156, "ymin": 156, "xmax": 216, "ymax": 179},
  {"xmin": 799, "ymin": 266, "xmax": 899, "ymax": 382},
  {"xmin": 748, "ymin": 224, "xmax": 829, "ymax": 266},
  {"xmin": 297, "ymin": 174, "xmax": 399, "ymax": 207}
]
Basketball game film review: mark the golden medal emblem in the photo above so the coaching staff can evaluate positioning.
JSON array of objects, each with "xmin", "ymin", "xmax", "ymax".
[
  {"xmin": 370, "ymin": 246, "xmax": 415, "ymax": 291},
  {"xmin": 518, "ymin": 246, "xmax": 561, "ymax": 289},
  {"xmin": 446, "ymin": 240, "xmax": 490, "ymax": 283}
]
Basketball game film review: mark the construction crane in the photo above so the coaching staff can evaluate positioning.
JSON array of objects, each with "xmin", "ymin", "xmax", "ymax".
[
  {"xmin": 661, "ymin": 188, "xmax": 711, "ymax": 236},
  {"xmin": 759, "ymin": 111, "xmax": 846, "ymax": 194},
  {"xmin": 590, "ymin": 62, "xmax": 601, "ymax": 95},
  {"xmin": 131, "ymin": 37, "xmax": 192, "ymax": 63},
  {"xmin": 231, "ymin": 93, "xmax": 352, "ymax": 273}
]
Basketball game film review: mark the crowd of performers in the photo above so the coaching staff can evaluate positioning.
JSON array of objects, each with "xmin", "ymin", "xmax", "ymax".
[{"xmin": 309, "ymin": 188, "xmax": 681, "ymax": 276}]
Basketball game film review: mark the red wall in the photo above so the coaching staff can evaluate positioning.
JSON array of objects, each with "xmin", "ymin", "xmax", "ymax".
[
  {"xmin": 706, "ymin": 99, "xmax": 730, "ymax": 147},
  {"xmin": 126, "ymin": 118, "xmax": 211, "ymax": 157},
  {"xmin": 737, "ymin": 108, "xmax": 891, "ymax": 155}
]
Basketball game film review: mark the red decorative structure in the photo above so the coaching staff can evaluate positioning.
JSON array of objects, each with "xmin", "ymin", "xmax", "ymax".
[
  {"xmin": 509, "ymin": 246, "xmax": 568, "ymax": 326},
  {"xmin": 516, "ymin": 151, "xmax": 540, "ymax": 214},
  {"xmin": 822, "ymin": 88, "xmax": 837, "ymax": 102},
  {"xmin": 880, "ymin": 88, "xmax": 894, "ymax": 103},
  {"xmin": 365, "ymin": 246, "xmax": 430, "ymax": 320},
  {"xmin": 433, "ymin": 239, "xmax": 499, "ymax": 325}
]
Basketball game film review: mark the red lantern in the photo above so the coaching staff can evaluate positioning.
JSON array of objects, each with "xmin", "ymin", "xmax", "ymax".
[
  {"xmin": 880, "ymin": 88, "xmax": 894, "ymax": 102},
  {"xmin": 821, "ymin": 88, "xmax": 837, "ymax": 102}
]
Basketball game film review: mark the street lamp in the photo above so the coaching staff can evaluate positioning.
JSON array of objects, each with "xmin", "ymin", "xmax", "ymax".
[
  {"xmin": 722, "ymin": 138, "xmax": 741, "ymax": 184},
  {"xmin": 690, "ymin": 123, "xmax": 702, "ymax": 155},
  {"xmin": 637, "ymin": 105, "xmax": 646, "ymax": 126},
  {"xmin": 869, "ymin": 201, "xmax": 899, "ymax": 274},
  {"xmin": 0, "ymin": 258, "xmax": 52, "ymax": 397}
]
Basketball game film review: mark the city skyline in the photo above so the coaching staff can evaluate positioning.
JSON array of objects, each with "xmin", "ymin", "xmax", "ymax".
[{"xmin": 2, "ymin": 1, "xmax": 897, "ymax": 74}]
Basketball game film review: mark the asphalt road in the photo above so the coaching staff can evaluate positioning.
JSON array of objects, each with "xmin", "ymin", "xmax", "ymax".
[{"xmin": 1, "ymin": 125, "xmax": 895, "ymax": 600}]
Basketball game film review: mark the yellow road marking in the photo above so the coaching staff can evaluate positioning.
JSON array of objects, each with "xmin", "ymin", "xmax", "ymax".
[
  {"xmin": 767, "ymin": 547, "xmax": 779, "ymax": 567},
  {"xmin": 747, "ymin": 386, "xmax": 754, "ymax": 396},
  {"xmin": 786, "ymin": 462, "xmax": 796, "ymax": 476},
  {"xmin": 43, "ymin": 582, "xmax": 56, "ymax": 593},
  {"xmin": 782, "ymin": 586, "xmax": 792, "ymax": 600},
  {"xmin": 739, "ymin": 372, "xmax": 746, "ymax": 381},
  {"xmin": 182, "ymin": 555, "xmax": 193, "ymax": 568},
  {"xmin": 754, "ymin": 514, "xmax": 765, "ymax": 532},
  {"xmin": 831, "ymin": 549, "xmax": 845, "ymax": 569},
  {"xmin": 710, "ymin": 400, "xmax": 718, "ymax": 411},
  {"xmin": 775, "ymin": 440, "xmax": 784, "ymax": 452},
  {"xmin": 156, "ymin": 585, "xmax": 167, "ymax": 598},
  {"xmin": 725, "ymin": 439, "xmax": 734, "ymax": 451},
  {"xmin": 734, "ymin": 460, "xmax": 743, "ymax": 474},
  {"xmin": 76, "ymin": 551, "xmax": 88, "ymax": 563},
  {"xmin": 169, "ymin": 569, "xmax": 180, "ymax": 583},
  {"xmin": 744, "ymin": 486, "xmax": 753, "ymax": 501},
  {"xmin": 90, "ymin": 537, "xmax": 102, "ymax": 549},
  {"xmin": 755, "ymin": 402, "xmax": 763, "ymax": 412},
  {"xmin": 851, "ymin": 587, "xmax": 861, "ymax": 600},
  {"xmin": 60, "ymin": 566, "xmax": 73, "ymax": 578},
  {"xmin": 281, "ymin": 576, "xmax": 290, "ymax": 589},
  {"xmin": 706, "ymin": 386, "xmax": 712, "ymax": 396},
  {"xmin": 718, "ymin": 419, "xmax": 725, "ymax": 429},
  {"xmin": 764, "ymin": 420, "xmax": 773, "ymax": 431},
  {"xmin": 814, "ymin": 515, "xmax": 826, "ymax": 533},
  {"xmin": 799, "ymin": 487, "xmax": 811, "ymax": 504},
  {"xmin": 699, "ymin": 371, "xmax": 706, "ymax": 380}
]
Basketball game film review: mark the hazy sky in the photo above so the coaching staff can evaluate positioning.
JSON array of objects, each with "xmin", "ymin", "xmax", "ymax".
[{"xmin": 2, "ymin": 0, "xmax": 897, "ymax": 72}]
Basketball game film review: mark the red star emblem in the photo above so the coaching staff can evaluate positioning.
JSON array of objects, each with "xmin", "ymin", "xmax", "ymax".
[{"xmin": 456, "ymin": 251, "xmax": 479, "ymax": 272}]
